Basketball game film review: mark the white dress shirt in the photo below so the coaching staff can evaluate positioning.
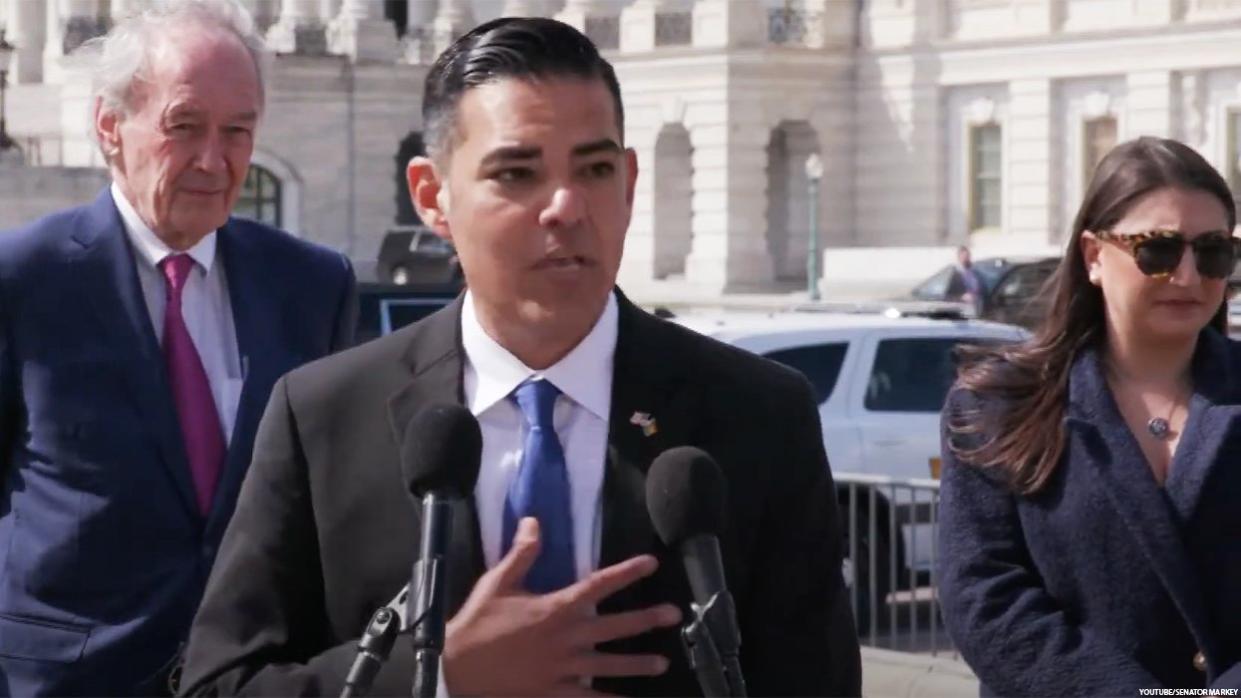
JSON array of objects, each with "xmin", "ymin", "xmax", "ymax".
[
  {"xmin": 462, "ymin": 290, "xmax": 617, "ymax": 580},
  {"xmin": 111, "ymin": 183, "xmax": 244, "ymax": 443}
]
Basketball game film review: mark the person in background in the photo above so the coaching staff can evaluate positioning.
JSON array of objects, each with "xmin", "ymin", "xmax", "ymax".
[
  {"xmin": 938, "ymin": 136, "xmax": 1241, "ymax": 695},
  {"xmin": 947, "ymin": 245, "xmax": 985, "ymax": 315},
  {"xmin": 178, "ymin": 16, "xmax": 861, "ymax": 697},
  {"xmin": 0, "ymin": 1, "xmax": 355, "ymax": 694}
]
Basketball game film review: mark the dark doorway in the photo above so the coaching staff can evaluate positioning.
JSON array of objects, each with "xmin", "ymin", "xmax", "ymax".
[
  {"xmin": 395, "ymin": 132, "xmax": 426, "ymax": 225},
  {"xmin": 386, "ymin": 0, "xmax": 408, "ymax": 37}
]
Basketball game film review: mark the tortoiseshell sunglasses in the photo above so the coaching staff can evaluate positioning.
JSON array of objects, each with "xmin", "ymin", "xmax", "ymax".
[{"xmin": 1096, "ymin": 229, "xmax": 1241, "ymax": 280}]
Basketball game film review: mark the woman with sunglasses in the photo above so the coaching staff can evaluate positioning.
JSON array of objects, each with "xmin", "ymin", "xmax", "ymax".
[{"xmin": 937, "ymin": 136, "xmax": 1241, "ymax": 695}]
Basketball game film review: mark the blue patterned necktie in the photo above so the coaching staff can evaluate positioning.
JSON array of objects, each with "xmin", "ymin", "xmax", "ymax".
[{"xmin": 501, "ymin": 379, "xmax": 576, "ymax": 593}]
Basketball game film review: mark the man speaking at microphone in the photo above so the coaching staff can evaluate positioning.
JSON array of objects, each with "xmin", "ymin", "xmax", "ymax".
[{"xmin": 179, "ymin": 16, "xmax": 861, "ymax": 697}]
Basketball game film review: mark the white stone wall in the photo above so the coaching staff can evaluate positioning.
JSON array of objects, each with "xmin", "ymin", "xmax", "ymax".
[
  {"xmin": 9, "ymin": 0, "xmax": 1241, "ymax": 297},
  {"xmin": 256, "ymin": 56, "xmax": 424, "ymax": 263},
  {"xmin": 1202, "ymin": 68, "xmax": 1241, "ymax": 179},
  {"xmin": 0, "ymin": 165, "xmax": 110, "ymax": 230},
  {"xmin": 855, "ymin": 0, "xmax": 1241, "ymax": 266}
]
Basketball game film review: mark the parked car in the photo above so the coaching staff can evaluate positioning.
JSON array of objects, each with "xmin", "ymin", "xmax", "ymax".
[
  {"xmin": 354, "ymin": 281, "xmax": 461, "ymax": 345},
  {"xmin": 906, "ymin": 256, "xmax": 1060, "ymax": 330},
  {"xmin": 376, "ymin": 226, "xmax": 463, "ymax": 286},
  {"xmin": 672, "ymin": 311, "xmax": 1027, "ymax": 630}
]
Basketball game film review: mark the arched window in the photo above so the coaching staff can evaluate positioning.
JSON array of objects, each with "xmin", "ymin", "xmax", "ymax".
[
  {"xmin": 234, "ymin": 165, "xmax": 283, "ymax": 227},
  {"xmin": 1082, "ymin": 115, "xmax": 1118, "ymax": 186}
]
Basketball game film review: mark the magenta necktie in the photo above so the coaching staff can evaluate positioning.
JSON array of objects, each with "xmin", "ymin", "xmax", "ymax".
[{"xmin": 160, "ymin": 254, "xmax": 225, "ymax": 516}]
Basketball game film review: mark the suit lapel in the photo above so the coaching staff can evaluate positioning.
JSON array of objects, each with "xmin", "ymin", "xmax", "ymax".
[
  {"xmin": 1162, "ymin": 329, "xmax": 1241, "ymax": 525},
  {"xmin": 384, "ymin": 297, "xmax": 486, "ymax": 616},
  {"xmin": 597, "ymin": 293, "xmax": 699, "ymax": 614},
  {"xmin": 380, "ymin": 294, "xmax": 700, "ymax": 617},
  {"xmin": 1067, "ymin": 345, "xmax": 1217, "ymax": 656},
  {"xmin": 204, "ymin": 222, "xmax": 291, "ymax": 538},
  {"xmin": 71, "ymin": 189, "xmax": 200, "ymax": 519}
]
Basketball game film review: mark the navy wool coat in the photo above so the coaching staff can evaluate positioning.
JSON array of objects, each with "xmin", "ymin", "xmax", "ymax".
[{"xmin": 938, "ymin": 328, "xmax": 1241, "ymax": 696}]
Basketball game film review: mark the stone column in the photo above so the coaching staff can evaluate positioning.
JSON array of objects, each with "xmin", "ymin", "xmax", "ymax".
[
  {"xmin": 684, "ymin": 108, "xmax": 776, "ymax": 291},
  {"xmin": 1127, "ymin": 69, "xmax": 1175, "ymax": 137},
  {"xmin": 1006, "ymin": 78, "xmax": 1056, "ymax": 246},
  {"xmin": 328, "ymin": 0, "xmax": 398, "ymax": 61},
  {"xmin": 431, "ymin": 0, "xmax": 473, "ymax": 57},
  {"xmin": 6, "ymin": 0, "xmax": 47, "ymax": 84},
  {"xmin": 402, "ymin": 0, "xmax": 438, "ymax": 64},
  {"xmin": 616, "ymin": 120, "xmax": 662, "ymax": 290},
  {"xmin": 266, "ymin": 0, "xmax": 327, "ymax": 55}
]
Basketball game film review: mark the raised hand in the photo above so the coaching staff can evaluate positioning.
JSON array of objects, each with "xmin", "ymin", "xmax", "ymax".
[{"xmin": 442, "ymin": 517, "xmax": 682, "ymax": 697}]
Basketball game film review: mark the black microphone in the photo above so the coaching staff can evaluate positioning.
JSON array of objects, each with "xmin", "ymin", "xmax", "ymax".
[
  {"xmin": 402, "ymin": 405, "xmax": 483, "ymax": 698},
  {"xmin": 647, "ymin": 447, "xmax": 747, "ymax": 698}
]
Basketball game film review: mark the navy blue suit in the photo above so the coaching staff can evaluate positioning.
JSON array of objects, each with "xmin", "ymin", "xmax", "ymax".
[
  {"xmin": 0, "ymin": 190, "xmax": 356, "ymax": 695},
  {"xmin": 938, "ymin": 329, "xmax": 1241, "ymax": 695}
]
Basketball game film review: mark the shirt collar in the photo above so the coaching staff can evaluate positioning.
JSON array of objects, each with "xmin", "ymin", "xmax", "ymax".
[
  {"xmin": 111, "ymin": 182, "xmax": 217, "ymax": 273},
  {"xmin": 461, "ymin": 289, "xmax": 617, "ymax": 421}
]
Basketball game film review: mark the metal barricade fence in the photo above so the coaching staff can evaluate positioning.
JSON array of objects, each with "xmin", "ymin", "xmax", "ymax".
[{"xmin": 834, "ymin": 472, "xmax": 956, "ymax": 658}]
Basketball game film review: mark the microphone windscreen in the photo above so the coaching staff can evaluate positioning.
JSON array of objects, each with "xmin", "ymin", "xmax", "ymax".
[
  {"xmin": 400, "ymin": 404, "xmax": 483, "ymax": 499},
  {"xmin": 646, "ymin": 446, "xmax": 726, "ymax": 547}
]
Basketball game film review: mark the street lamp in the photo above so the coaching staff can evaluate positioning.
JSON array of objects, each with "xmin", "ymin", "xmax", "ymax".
[
  {"xmin": 804, "ymin": 152, "xmax": 824, "ymax": 301},
  {"xmin": 0, "ymin": 26, "xmax": 18, "ymax": 158}
]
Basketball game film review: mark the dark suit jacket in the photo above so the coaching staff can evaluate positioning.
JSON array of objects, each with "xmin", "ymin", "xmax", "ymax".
[
  {"xmin": 938, "ymin": 329, "xmax": 1241, "ymax": 696},
  {"xmin": 0, "ymin": 189, "xmax": 357, "ymax": 696},
  {"xmin": 179, "ymin": 292, "xmax": 862, "ymax": 696}
]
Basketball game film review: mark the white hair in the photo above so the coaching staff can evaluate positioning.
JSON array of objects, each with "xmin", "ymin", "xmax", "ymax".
[{"xmin": 80, "ymin": 0, "xmax": 269, "ymax": 159}]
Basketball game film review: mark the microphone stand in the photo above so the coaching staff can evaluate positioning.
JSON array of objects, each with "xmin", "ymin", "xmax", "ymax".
[
  {"xmin": 341, "ymin": 606, "xmax": 402, "ymax": 698},
  {"xmin": 340, "ymin": 585, "xmax": 412, "ymax": 698},
  {"xmin": 410, "ymin": 493, "xmax": 452, "ymax": 698},
  {"xmin": 680, "ymin": 592, "xmax": 747, "ymax": 698}
]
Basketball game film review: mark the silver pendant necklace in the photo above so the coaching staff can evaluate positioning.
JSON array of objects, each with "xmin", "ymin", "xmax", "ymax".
[
  {"xmin": 1147, "ymin": 415, "xmax": 1172, "ymax": 439},
  {"xmin": 1105, "ymin": 360, "xmax": 1187, "ymax": 442},
  {"xmin": 1146, "ymin": 394, "xmax": 1181, "ymax": 440}
]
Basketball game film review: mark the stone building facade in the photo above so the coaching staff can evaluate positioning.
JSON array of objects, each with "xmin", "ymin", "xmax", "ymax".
[{"xmin": 2, "ymin": 0, "xmax": 1240, "ymax": 295}]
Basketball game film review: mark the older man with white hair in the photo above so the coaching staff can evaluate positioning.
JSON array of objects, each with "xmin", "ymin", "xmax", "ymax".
[{"xmin": 0, "ymin": 1, "xmax": 356, "ymax": 694}]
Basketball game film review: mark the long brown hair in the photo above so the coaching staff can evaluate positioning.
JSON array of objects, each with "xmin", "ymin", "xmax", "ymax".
[{"xmin": 949, "ymin": 137, "xmax": 1237, "ymax": 494}]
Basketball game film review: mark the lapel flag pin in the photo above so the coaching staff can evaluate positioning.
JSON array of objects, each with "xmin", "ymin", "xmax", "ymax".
[{"xmin": 629, "ymin": 411, "xmax": 658, "ymax": 437}]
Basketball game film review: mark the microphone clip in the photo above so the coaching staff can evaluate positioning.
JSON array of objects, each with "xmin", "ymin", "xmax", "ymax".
[
  {"xmin": 680, "ymin": 592, "xmax": 747, "ymax": 698},
  {"xmin": 341, "ymin": 605, "xmax": 404, "ymax": 698}
]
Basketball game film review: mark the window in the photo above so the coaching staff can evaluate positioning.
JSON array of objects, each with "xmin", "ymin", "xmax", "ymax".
[
  {"xmin": 1229, "ymin": 111, "xmax": 1241, "ymax": 216},
  {"xmin": 993, "ymin": 262, "xmax": 1056, "ymax": 307},
  {"xmin": 1083, "ymin": 116, "xmax": 1118, "ymax": 189},
  {"xmin": 764, "ymin": 343, "xmax": 849, "ymax": 405},
  {"xmin": 969, "ymin": 123, "xmax": 1002, "ymax": 231},
  {"xmin": 865, "ymin": 338, "xmax": 972, "ymax": 413},
  {"xmin": 234, "ymin": 165, "xmax": 282, "ymax": 227},
  {"xmin": 910, "ymin": 266, "xmax": 956, "ymax": 300}
]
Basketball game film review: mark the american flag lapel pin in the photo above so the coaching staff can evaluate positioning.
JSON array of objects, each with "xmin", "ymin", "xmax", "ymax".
[{"xmin": 629, "ymin": 411, "xmax": 658, "ymax": 437}]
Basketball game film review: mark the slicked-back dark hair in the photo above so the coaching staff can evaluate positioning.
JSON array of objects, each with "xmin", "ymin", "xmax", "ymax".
[{"xmin": 421, "ymin": 17, "xmax": 625, "ymax": 161}]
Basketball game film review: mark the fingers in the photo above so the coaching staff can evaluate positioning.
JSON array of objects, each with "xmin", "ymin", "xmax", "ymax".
[
  {"xmin": 566, "ymin": 651, "xmax": 671, "ymax": 679},
  {"xmin": 491, "ymin": 517, "xmax": 541, "ymax": 591},
  {"xmin": 559, "ymin": 554, "xmax": 659, "ymax": 608},
  {"xmin": 578, "ymin": 604, "xmax": 682, "ymax": 646}
]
